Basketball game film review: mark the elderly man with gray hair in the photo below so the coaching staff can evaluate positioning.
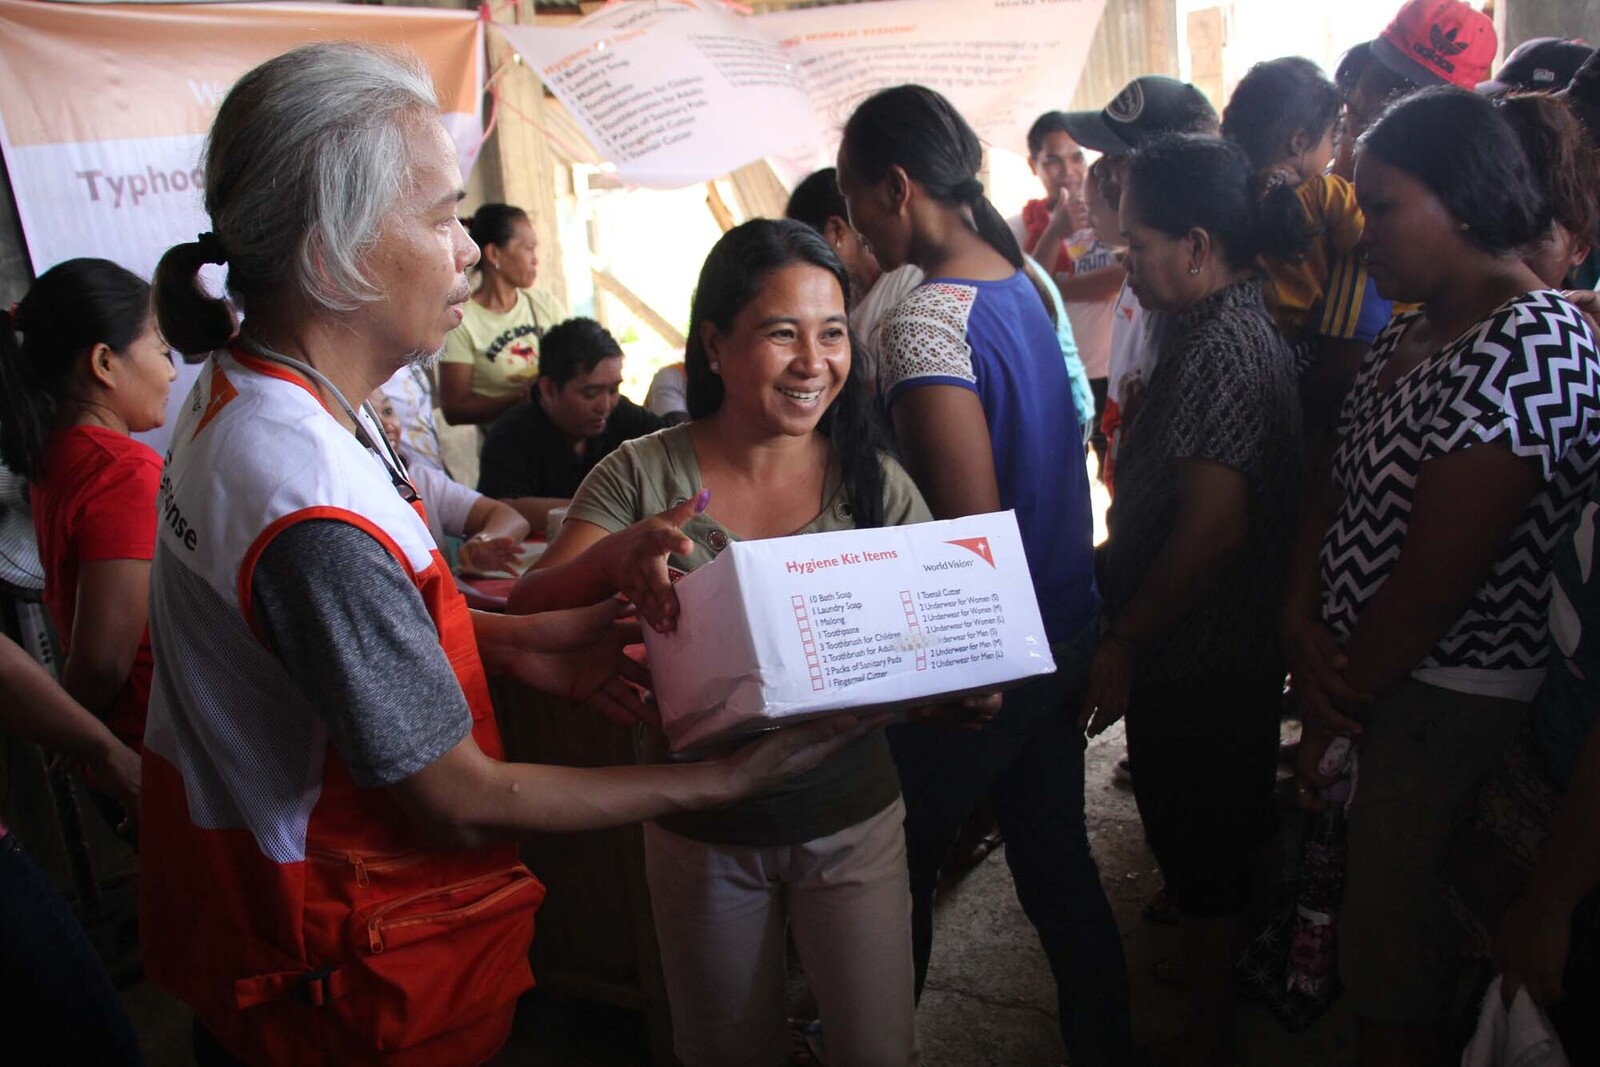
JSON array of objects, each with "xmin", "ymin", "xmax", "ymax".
[{"xmin": 140, "ymin": 42, "xmax": 868, "ymax": 1067}]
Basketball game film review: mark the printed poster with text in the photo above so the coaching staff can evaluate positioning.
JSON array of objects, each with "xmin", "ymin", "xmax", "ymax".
[
  {"xmin": 0, "ymin": 0, "xmax": 483, "ymax": 455},
  {"xmin": 500, "ymin": 0, "xmax": 1107, "ymax": 188}
]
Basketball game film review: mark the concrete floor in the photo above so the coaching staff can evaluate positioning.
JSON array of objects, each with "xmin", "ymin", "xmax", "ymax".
[{"xmin": 121, "ymin": 719, "xmax": 1359, "ymax": 1066}]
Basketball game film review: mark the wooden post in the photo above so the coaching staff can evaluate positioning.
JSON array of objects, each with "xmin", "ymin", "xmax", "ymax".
[
  {"xmin": 1142, "ymin": 0, "xmax": 1178, "ymax": 77},
  {"xmin": 485, "ymin": 7, "xmax": 569, "ymax": 310},
  {"xmin": 1070, "ymin": 0, "xmax": 1182, "ymax": 111},
  {"xmin": 592, "ymin": 268, "xmax": 687, "ymax": 349},
  {"xmin": 704, "ymin": 181, "xmax": 737, "ymax": 232},
  {"xmin": 1185, "ymin": 6, "xmax": 1226, "ymax": 110},
  {"xmin": 726, "ymin": 160, "xmax": 792, "ymax": 221}
]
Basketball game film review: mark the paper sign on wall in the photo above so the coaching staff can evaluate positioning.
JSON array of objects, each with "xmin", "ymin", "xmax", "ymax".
[
  {"xmin": 499, "ymin": 0, "xmax": 1107, "ymax": 188},
  {"xmin": 0, "ymin": 0, "xmax": 484, "ymax": 457}
]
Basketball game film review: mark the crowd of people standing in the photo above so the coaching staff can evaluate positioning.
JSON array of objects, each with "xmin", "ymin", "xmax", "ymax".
[{"xmin": 1, "ymin": 1, "xmax": 1599, "ymax": 1065}]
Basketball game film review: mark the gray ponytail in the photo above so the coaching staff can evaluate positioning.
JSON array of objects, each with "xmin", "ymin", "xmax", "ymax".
[{"xmin": 154, "ymin": 42, "xmax": 439, "ymax": 356}]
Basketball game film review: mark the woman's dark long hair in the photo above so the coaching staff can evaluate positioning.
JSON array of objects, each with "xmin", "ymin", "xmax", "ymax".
[
  {"xmin": 0, "ymin": 258, "xmax": 151, "ymax": 481},
  {"xmin": 840, "ymin": 84, "xmax": 1026, "ymax": 271},
  {"xmin": 684, "ymin": 219, "xmax": 889, "ymax": 529},
  {"xmin": 1360, "ymin": 87, "xmax": 1551, "ymax": 254},
  {"xmin": 1221, "ymin": 57, "xmax": 1340, "ymax": 263},
  {"xmin": 466, "ymin": 203, "xmax": 529, "ymax": 272},
  {"xmin": 1495, "ymin": 93, "xmax": 1600, "ymax": 251},
  {"xmin": 840, "ymin": 84, "xmax": 1064, "ymax": 322},
  {"xmin": 1125, "ymin": 134, "xmax": 1307, "ymax": 270}
]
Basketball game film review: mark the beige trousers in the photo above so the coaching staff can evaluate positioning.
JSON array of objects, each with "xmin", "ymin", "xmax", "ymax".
[{"xmin": 642, "ymin": 797, "xmax": 915, "ymax": 1067}]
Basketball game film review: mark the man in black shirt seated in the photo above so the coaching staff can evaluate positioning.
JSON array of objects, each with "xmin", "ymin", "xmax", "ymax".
[{"xmin": 478, "ymin": 317, "xmax": 665, "ymax": 528}]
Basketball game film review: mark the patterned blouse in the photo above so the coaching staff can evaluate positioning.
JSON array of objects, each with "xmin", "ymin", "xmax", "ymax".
[
  {"xmin": 1320, "ymin": 290, "xmax": 1600, "ymax": 681},
  {"xmin": 1101, "ymin": 279, "xmax": 1302, "ymax": 683}
]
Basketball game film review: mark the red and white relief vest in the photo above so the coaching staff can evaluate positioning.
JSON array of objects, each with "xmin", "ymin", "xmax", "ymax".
[{"xmin": 141, "ymin": 345, "xmax": 542, "ymax": 1066}]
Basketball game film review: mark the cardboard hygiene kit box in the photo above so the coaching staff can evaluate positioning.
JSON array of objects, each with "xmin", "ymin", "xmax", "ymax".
[{"xmin": 642, "ymin": 510, "xmax": 1057, "ymax": 754}]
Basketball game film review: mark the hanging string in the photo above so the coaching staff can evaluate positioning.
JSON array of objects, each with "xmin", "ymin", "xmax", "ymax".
[
  {"xmin": 465, "ymin": 70, "xmax": 502, "ymax": 163},
  {"xmin": 489, "ymin": 79, "xmax": 605, "ymax": 166}
]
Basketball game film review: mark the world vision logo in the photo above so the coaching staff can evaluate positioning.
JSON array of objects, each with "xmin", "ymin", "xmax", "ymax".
[
  {"xmin": 946, "ymin": 537, "xmax": 996, "ymax": 567},
  {"xmin": 192, "ymin": 363, "xmax": 238, "ymax": 440},
  {"xmin": 1414, "ymin": 23, "xmax": 1469, "ymax": 74}
]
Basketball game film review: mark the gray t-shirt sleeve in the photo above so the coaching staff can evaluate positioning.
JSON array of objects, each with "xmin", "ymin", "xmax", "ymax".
[{"xmin": 250, "ymin": 519, "xmax": 473, "ymax": 788}]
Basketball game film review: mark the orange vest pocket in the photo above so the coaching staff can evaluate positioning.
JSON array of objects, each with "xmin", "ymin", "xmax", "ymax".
[{"xmin": 340, "ymin": 864, "xmax": 544, "ymax": 1052}]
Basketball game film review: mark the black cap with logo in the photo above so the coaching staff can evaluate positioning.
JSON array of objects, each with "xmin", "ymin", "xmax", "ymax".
[
  {"xmin": 1060, "ymin": 76, "xmax": 1218, "ymax": 156},
  {"xmin": 1478, "ymin": 36, "xmax": 1592, "ymax": 95}
]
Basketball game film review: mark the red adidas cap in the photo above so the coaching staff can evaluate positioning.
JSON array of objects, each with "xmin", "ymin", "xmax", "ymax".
[{"xmin": 1371, "ymin": 0, "xmax": 1497, "ymax": 91}]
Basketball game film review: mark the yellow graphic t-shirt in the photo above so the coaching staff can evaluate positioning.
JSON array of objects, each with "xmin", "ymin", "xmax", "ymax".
[{"xmin": 441, "ymin": 288, "xmax": 568, "ymax": 400}]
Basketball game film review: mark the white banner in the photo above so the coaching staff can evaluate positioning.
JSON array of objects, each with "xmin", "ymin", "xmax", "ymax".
[
  {"xmin": 0, "ymin": 0, "xmax": 484, "ymax": 454},
  {"xmin": 511, "ymin": 0, "xmax": 816, "ymax": 188},
  {"xmin": 500, "ymin": 0, "xmax": 1106, "ymax": 188}
]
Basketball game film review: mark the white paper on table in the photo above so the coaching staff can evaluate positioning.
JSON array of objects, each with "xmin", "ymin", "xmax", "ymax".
[{"xmin": 456, "ymin": 540, "xmax": 547, "ymax": 580}]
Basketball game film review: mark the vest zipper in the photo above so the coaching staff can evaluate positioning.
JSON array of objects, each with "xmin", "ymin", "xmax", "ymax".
[
  {"xmin": 306, "ymin": 848, "xmax": 427, "ymax": 887},
  {"xmin": 364, "ymin": 866, "xmax": 533, "ymax": 955}
]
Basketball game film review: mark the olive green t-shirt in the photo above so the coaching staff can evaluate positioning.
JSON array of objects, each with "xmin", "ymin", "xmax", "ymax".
[{"xmin": 567, "ymin": 424, "xmax": 932, "ymax": 846}]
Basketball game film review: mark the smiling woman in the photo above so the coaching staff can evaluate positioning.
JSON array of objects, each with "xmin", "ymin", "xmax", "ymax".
[{"xmin": 516, "ymin": 218, "xmax": 931, "ymax": 1066}]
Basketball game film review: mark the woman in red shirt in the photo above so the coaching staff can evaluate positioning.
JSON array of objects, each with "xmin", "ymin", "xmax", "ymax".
[{"xmin": 0, "ymin": 257, "xmax": 175, "ymax": 828}]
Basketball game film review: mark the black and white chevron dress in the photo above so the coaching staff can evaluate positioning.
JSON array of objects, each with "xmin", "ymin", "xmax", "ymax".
[{"xmin": 1319, "ymin": 290, "xmax": 1600, "ymax": 677}]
